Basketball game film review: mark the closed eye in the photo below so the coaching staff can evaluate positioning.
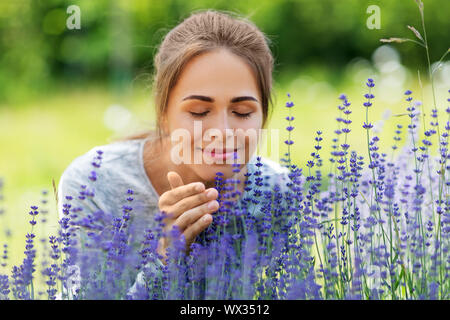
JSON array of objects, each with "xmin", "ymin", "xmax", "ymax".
[
  {"xmin": 189, "ymin": 111, "xmax": 252, "ymax": 118},
  {"xmin": 233, "ymin": 111, "xmax": 252, "ymax": 119},
  {"xmin": 189, "ymin": 111, "xmax": 209, "ymax": 117}
]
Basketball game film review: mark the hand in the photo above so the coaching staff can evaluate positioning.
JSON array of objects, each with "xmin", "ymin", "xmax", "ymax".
[{"xmin": 156, "ymin": 171, "xmax": 219, "ymax": 263}]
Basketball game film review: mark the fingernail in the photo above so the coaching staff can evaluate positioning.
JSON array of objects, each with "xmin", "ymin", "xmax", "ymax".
[
  {"xmin": 206, "ymin": 189, "xmax": 216, "ymax": 198},
  {"xmin": 195, "ymin": 183, "xmax": 203, "ymax": 192},
  {"xmin": 202, "ymin": 214, "xmax": 211, "ymax": 222},
  {"xmin": 208, "ymin": 201, "xmax": 217, "ymax": 210}
]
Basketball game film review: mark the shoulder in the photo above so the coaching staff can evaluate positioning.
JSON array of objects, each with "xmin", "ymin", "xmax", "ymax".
[
  {"xmin": 242, "ymin": 156, "xmax": 292, "ymax": 219},
  {"xmin": 60, "ymin": 138, "xmax": 145, "ymax": 187},
  {"xmin": 61, "ymin": 139, "xmax": 143, "ymax": 178},
  {"xmin": 57, "ymin": 138, "xmax": 153, "ymax": 217},
  {"xmin": 248, "ymin": 155, "xmax": 290, "ymax": 176},
  {"xmin": 247, "ymin": 155, "xmax": 291, "ymax": 189}
]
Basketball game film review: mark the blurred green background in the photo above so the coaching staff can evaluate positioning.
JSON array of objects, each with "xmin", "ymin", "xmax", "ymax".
[{"xmin": 0, "ymin": 0, "xmax": 449, "ymax": 297}]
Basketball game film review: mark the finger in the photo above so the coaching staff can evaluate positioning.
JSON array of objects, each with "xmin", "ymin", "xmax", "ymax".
[
  {"xmin": 168, "ymin": 188, "xmax": 218, "ymax": 219},
  {"xmin": 159, "ymin": 182, "xmax": 206, "ymax": 207},
  {"xmin": 167, "ymin": 171, "xmax": 184, "ymax": 189},
  {"xmin": 183, "ymin": 213, "xmax": 213, "ymax": 245},
  {"xmin": 174, "ymin": 199, "xmax": 219, "ymax": 229}
]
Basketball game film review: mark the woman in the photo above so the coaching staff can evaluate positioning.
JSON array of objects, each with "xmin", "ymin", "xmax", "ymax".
[{"xmin": 58, "ymin": 9, "xmax": 291, "ymax": 299}]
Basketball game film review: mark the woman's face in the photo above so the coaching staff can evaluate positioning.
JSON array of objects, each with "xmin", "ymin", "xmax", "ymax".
[{"xmin": 163, "ymin": 48, "xmax": 263, "ymax": 182}]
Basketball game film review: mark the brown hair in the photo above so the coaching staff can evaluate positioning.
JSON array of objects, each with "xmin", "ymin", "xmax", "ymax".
[{"xmin": 117, "ymin": 9, "xmax": 275, "ymax": 143}]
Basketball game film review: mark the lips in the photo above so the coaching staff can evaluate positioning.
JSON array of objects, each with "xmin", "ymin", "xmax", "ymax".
[
  {"xmin": 199, "ymin": 147, "xmax": 240, "ymax": 161},
  {"xmin": 208, "ymin": 148, "xmax": 237, "ymax": 154}
]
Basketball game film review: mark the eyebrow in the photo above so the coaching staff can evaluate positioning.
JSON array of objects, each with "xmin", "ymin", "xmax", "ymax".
[{"xmin": 181, "ymin": 95, "xmax": 258, "ymax": 103}]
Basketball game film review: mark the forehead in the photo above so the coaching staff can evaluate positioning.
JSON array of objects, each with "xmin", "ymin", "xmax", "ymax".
[{"xmin": 170, "ymin": 48, "xmax": 261, "ymax": 102}]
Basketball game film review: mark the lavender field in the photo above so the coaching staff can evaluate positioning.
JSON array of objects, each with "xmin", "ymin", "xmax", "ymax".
[{"xmin": 0, "ymin": 0, "xmax": 448, "ymax": 300}]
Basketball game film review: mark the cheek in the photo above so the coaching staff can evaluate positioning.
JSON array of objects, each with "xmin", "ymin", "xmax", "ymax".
[
  {"xmin": 244, "ymin": 118, "xmax": 262, "ymax": 130},
  {"xmin": 167, "ymin": 112, "xmax": 191, "ymax": 131},
  {"xmin": 167, "ymin": 115, "xmax": 197, "ymax": 139},
  {"xmin": 236, "ymin": 116, "xmax": 263, "ymax": 136},
  {"xmin": 242, "ymin": 112, "xmax": 264, "ymax": 133}
]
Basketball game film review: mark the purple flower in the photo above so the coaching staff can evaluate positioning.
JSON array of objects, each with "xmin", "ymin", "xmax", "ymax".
[{"xmin": 363, "ymin": 122, "xmax": 373, "ymax": 129}]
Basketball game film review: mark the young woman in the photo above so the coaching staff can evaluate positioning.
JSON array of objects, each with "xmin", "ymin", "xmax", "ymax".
[{"xmin": 58, "ymin": 9, "xmax": 291, "ymax": 298}]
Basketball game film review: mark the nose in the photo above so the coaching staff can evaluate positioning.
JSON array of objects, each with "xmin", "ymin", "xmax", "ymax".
[{"xmin": 207, "ymin": 110, "xmax": 234, "ymax": 144}]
